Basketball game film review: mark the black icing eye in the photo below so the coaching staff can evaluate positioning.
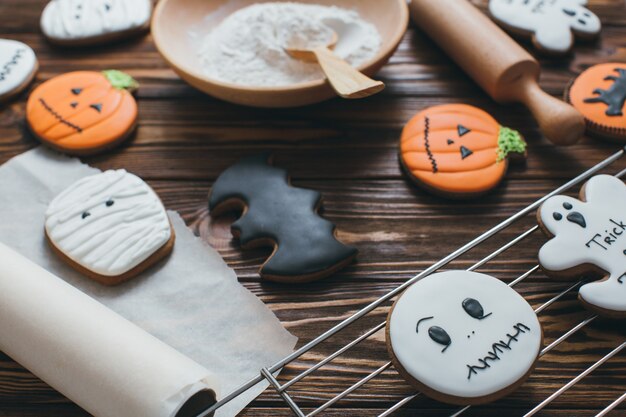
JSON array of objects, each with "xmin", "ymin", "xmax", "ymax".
[
  {"xmin": 562, "ymin": 8, "xmax": 576, "ymax": 16},
  {"xmin": 82, "ymin": 211, "xmax": 91, "ymax": 219},
  {"xmin": 105, "ymin": 3, "xmax": 111, "ymax": 11},
  {"xmin": 563, "ymin": 202, "xmax": 573, "ymax": 210},
  {"xmin": 553, "ymin": 212, "xmax": 563, "ymax": 221},
  {"xmin": 462, "ymin": 298, "xmax": 492, "ymax": 320},
  {"xmin": 106, "ymin": 199, "xmax": 114, "ymax": 207},
  {"xmin": 70, "ymin": 101, "xmax": 78, "ymax": 108},
  {"xmin": 71, "ymin": 88, "xmax": 83, "ymax": 95},
  {"xmin": 428, "ymin": 326, "xmax": 451, "ymax": 353},
  {"xmin": 90, "ymin": 103, "xmax": 103, "ymax": 113},
  {"xmin": 457, "ymin": 125, "xmax": 470, "ymax": 137}
]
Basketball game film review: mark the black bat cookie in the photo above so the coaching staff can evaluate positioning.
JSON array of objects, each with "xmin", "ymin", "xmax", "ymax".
[{"xmin": 209, "ymin": 154, "xmax": 358, "ymax": 283}]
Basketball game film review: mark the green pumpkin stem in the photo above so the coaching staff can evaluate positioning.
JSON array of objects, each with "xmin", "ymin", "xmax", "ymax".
[
  {"xmin": 102, "ymin": 70, "xmax": 139, "ymax": 91},
  {"xmin": 497, "ymin": 126, "xmax": 526, "ymax": 162}
]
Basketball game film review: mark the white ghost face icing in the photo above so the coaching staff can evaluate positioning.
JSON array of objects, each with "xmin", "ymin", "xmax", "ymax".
[
  {"xmin": 388, "ymin": 271, "xmax": 541, "ymax": 401},
  {"xmin": 489, "ymin": 0, "xmax": 601, "ymax": 53},
  {"xmin": 539, "ymin": 175, "xmax": 626, "ymax": 314},
  {"xmin": 0, "ymin": 39, "xmax": 37, "ymax": 98},
  {"xmin": 40, "ymin": 0, "xmax": 152, "ymax": 43},
  {"xmin": 45, "ymin": 170, "xmax": 171, "ymax": 277}
]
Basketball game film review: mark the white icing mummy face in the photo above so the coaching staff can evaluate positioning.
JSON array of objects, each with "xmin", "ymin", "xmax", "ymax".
[
  {"xmin": 539, "ymin": 175, "xmax": 626, "ymax": 314},
  {"xmin": 388, "ymin": 271, "xmax": 541, "ymax": 400},
  {"xmin": 40, "ymin": 0, "xmax": 152, "ymax": 42},
  {"xmin": 45, "ymin": 170, "xmax": 171, "ymax": 277},
  {"xmin": 489, "ymin": 0, "xmax": 601, "ymax": 53},
  {"xmin": 0, "ymin": 39, "xmax": 37, "ymax": 98}
]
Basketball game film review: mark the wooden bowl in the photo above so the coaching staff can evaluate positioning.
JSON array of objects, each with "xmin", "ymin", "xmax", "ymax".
[{"xmin": 152, "ymin": 0, "xmax": 408, "ymax": 108}]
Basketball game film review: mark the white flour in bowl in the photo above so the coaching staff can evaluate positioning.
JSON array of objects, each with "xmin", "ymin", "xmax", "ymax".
[{"xmin": 197, "ymin": 2, "xmax": 382, "ymax": 87}]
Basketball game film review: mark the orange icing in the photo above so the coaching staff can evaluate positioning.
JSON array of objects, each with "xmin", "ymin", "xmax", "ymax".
[
  {"xmin": 400, "ymin": 104, "xmax": 518, "ymax": 196},
  {"xmin": 568, "ymin": 63, "xmax": 626, "ymax": 138},
  {"xmin": 26, "ymin": 71, "xmax": 137, "ymax": 153}
]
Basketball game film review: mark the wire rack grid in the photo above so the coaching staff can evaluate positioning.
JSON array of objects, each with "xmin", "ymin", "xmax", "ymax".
[{"xmin": 198, "ymin": 146, "xmax": 626, "ymax": 417}]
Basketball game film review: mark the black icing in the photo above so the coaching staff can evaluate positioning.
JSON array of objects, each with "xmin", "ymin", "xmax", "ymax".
[
  {"xmin": 460, "ymin": 146, "xmax": 473, "ymax": 160},
  {"xmin": 90, "ymin": 103, "xmax": 103, "ymax": 113},
  {"xmin": 563, "ymin": 202, "xmax": 573, "ymax": 210},
  {"xmin": 553, "ymin": 212, "xmax": 563, "ymax": 221},
  {"xmin": 0, "ymin": 48, "xmax": 25, "ymax": 83},
  {"xmin": 70, "ymin": 101, "xmax": 78, "ymax": 108},
  {"xmin": 71, "ymin": 88, "xmax": 83, "ymax": 95},
  {"xmin": 584, "ymin": 68, "xmax": 626, "ymax": 117},
  {"xmin": 457, "ymin": 125, "xmax": 471, "ymax": 137},
  {"xmin": 39, "ymin": 98, "xmax": 82, "ymax": 133},
  {"xmin": 416, "ymin": 316, "xmax": 434, "ymax": 333},
  {"xmin": 106, "ymin": 199, "xmax": 114, "ymax": 207},
  {"xmin": 447, "ymin": 139, "xmax": 455, "ymax": 145},
  {"xmin": 208, "ymin": 154, "xmax": 357, "ymax": 280},
  {"xmin": 562, "ymin": 8, "xmax": 576, "ymax": 16},
  {"xmin": 462, "ymin": 298, "xmax": 492, "ymax": 320},
  {"xmin": 567, "ymin": 212, "xmax": 587, "ymax": 228},
  {"xmin": 466, "ymin": 323, "xmax": 531, "ymax": 380},
  {"xmin": 82, "ymin": 212, "xmax": 91, "ymax": 219},
  {"xmin": 428, "ymin": 326, "xmax": 451, "ymax": 353},
  {"xmin": 424, "ymin": 116, "xmax": 438, "ymax": 174}
]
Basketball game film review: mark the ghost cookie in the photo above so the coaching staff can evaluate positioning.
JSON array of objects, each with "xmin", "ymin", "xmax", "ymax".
[
  {"xmin": 566, "ymin": 63, "xmax": 626, "ymax": 142},
  {"xmin": 386, "ymin": 271, "xmax": 542, "ymax": 405},
  {"xmin": 209, "ymin": 154, "xmax": 358, "ymax": 283},
  {"xmin": 537, "ymin": 175, "xmax": 626, "ymax": 318},
  {"xmin": 26, "ymin": 70, "xmax": 138, "ymax": 156},
  {"xmin": 0, "ymin": 39, "xmax": 38, "ymax": 103},
  {"xmin": 400, "ymin": 104, "xmax": 527, "ymax": 199},
  {"xmin": 45, "ymin": 170, "xmax": 174, "ymax": 286},
  {"xmin": 41, "ymin": 0, "xmax": 152, "ymax": 47},
  {"xmin": 489, "ymin": 0, "xmax": 601, "ymax": 55}
]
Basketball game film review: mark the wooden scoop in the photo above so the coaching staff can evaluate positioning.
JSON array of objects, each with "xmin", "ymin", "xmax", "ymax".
[
  {"xmin": 286, "ymin": 31, "xmax": 385, "ymax": 99},
  {"xmin": 408, "ymin": 0, "xmax": 585, "ymax": 146}
]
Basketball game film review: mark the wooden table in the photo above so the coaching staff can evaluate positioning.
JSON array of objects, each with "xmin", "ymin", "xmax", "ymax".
[{"xmin": 0, "ymin": 1, "xmax": 625, "ymax": 416}]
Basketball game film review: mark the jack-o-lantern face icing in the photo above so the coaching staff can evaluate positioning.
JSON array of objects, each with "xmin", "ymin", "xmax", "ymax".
[
  {"xmin": 26, "ymin": 70, "xmax": 138, "ymax": 156},
  {"xmin": 0, "ymin": 39, "xmax": 38, "ymax": 102},
  {"xmin": 566, "ymin": 63, "xmax": 626, "ymax": 142},
  {"xmin": 387, "ymin": 271, "xmax": 542, "ymax": 405},
  {"xmin": 400, "ymin": 104, "xmax": 527, "ymax": 198},
  {"xmin": 41, "ymin": 0, "xmax": 152, "ymax": 45},
  {"xmin": 538, "ymin": 175, "xmax": 626, "ymax": 317}
]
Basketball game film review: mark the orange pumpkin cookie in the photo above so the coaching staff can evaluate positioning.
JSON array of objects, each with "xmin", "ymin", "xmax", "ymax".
[
  {"xmin": 26, "ymin": 70, "xmax": 138, "ymax": 156},
  {"xmin": 400, "ymin": 104, "xmax": 527, "ymax": 198},
  {"xmin": 565, "ymin": 63, "xmax": 626, "ymax": 142}
]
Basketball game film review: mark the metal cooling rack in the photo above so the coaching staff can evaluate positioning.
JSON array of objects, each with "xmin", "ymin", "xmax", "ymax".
[{"xmin": 198, "ymin": 146, "xmax": 626, "ymax": 417}]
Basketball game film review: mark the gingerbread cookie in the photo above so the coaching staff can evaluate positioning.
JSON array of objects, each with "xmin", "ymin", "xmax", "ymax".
[
  {"xmin": 0, "ymin": 39, "xmax": 38, "ymax": 103},
  {"xmin": 209, "ymin": 154, "xmax": 358, "ymax": 283},
  {"xmin": 489, "ymin": 0, "xmax": 601, "ymax": 55},
  {"xmin": 41, "ymin": 0, "xmax": 152, "ymax": 46},
  {"xmin": 400, "ymin": 104, "xmax": 527, "ymax": 199},
  {"xmin": 26, "ymin": 70, "xmax": 138, "ymax": 156},
  {"xmin": 566, "ymin": 63, "xmax": 626, "ymax": 142},
  {"xmin": 45, "ymin": 170, "xmax": 174, "ymax": 286},
  {"xmin": 387, "ymin": 271, "xmax": 542, "ymax": 405},
  {"xmin": 538, "ymin": 175, "xmax": 626, "ymax": 318}
]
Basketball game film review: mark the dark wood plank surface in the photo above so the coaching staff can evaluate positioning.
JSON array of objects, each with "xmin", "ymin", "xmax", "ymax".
[{"xmin": 0, "ymin": 0, "xmax": 625, "ymax": 416}]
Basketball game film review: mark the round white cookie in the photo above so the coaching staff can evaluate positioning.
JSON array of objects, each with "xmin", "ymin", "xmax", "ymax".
[
  {"xmin": 386, "ymin": 271, "xmax": 542, "ymax": 405},
  {"xmin": 538, "ymin": 175, "xmax": 626, "ymax": 317},
  {"xmin": 45, "ymin": 170, "xmax": 172, "ymax": 282},
  {"xmin": 0, "ymin": 39, "xmax": 37, "ymax": 102},
  {"xmin": 40, "ymin": 0, "xmax": 152, "ymax": 46},
  {"xmin": 489, "ymin": 0, "xmax": 601, "ymax": 54}
]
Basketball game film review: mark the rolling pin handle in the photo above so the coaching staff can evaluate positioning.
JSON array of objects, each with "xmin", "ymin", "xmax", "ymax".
[{"xmin": 516, "ymin": 77, "xmax": 585, "ymax": 146}]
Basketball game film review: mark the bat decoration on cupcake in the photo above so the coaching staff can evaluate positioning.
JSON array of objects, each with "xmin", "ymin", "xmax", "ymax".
[{"xmin": 209, "ymin": 154, "xmax": 358, "ymax": 283}]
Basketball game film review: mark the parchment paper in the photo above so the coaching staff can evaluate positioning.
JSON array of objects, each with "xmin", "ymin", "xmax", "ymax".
[{"xmin": 0, "ymin": 148, "xmax": 298, "ymax": 417}]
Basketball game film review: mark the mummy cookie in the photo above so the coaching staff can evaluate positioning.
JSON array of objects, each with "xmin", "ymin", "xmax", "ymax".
[
  {"xmin": 400, "ymin": 104, "xmax": 527, "ymax": 199},
  {"xmin": 45, "ymin": 170, "xmax": 174, "ymax": 286},
  {"xmin": 489, "ymin": 0, "xmax": 601, "ymax": 54},
  {"xmin": 41, "ymin": 0, "xmax": 152, "ymax": 46},
  {"xmin": 566, "ymin": 63, "xmax": 626, "ymax": 142},
  {"xmin": 538, "ymin": 175, "xmax": 626, "ymax": 318},
  {"xmin": 26, "ymin": 70, "xmax": 138, "ymax": 156},
  {"xmin": 209, "ymin": 154, "xmax": 358, "ymax": 283},
  {"xmin": 0, "ymin": 39, "xmax": 38, "ymax": 103},
  {"xmin": 386, "ymin": 271, "xmax": 542, "ymax": 405}
]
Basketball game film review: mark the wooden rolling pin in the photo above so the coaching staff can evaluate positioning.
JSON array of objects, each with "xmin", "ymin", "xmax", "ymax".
[{"xmin": 408, "ymin": 0, "xmax": 585, "ymax": 145}]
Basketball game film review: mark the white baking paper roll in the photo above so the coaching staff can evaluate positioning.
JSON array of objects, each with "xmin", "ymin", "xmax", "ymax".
[{"xmin": 0, "ymin": 242, "xmax": 219, "ymax": 417}]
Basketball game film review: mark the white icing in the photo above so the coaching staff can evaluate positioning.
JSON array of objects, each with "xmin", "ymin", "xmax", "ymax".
[
  {"xmin": 0, "ymin": 39, "xmax": 37, "ymax": 97},
  {"xmin": 40, "ymin": 0, "xmax": 152, "ymax": 41},
  {"xmin": 489, "ymin": 0, "xmax": 601, "ymax": 53},
  {"xmin": 539, "ymin": 175, "xmax": 626, "ymax": 313},
  {"xmin": 45, "ymin": 170, "xmax": 172, "ymax": 277},
  {"xmin": 388, "ymin": 271, "xmax": 541, "ymax": 399}
]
